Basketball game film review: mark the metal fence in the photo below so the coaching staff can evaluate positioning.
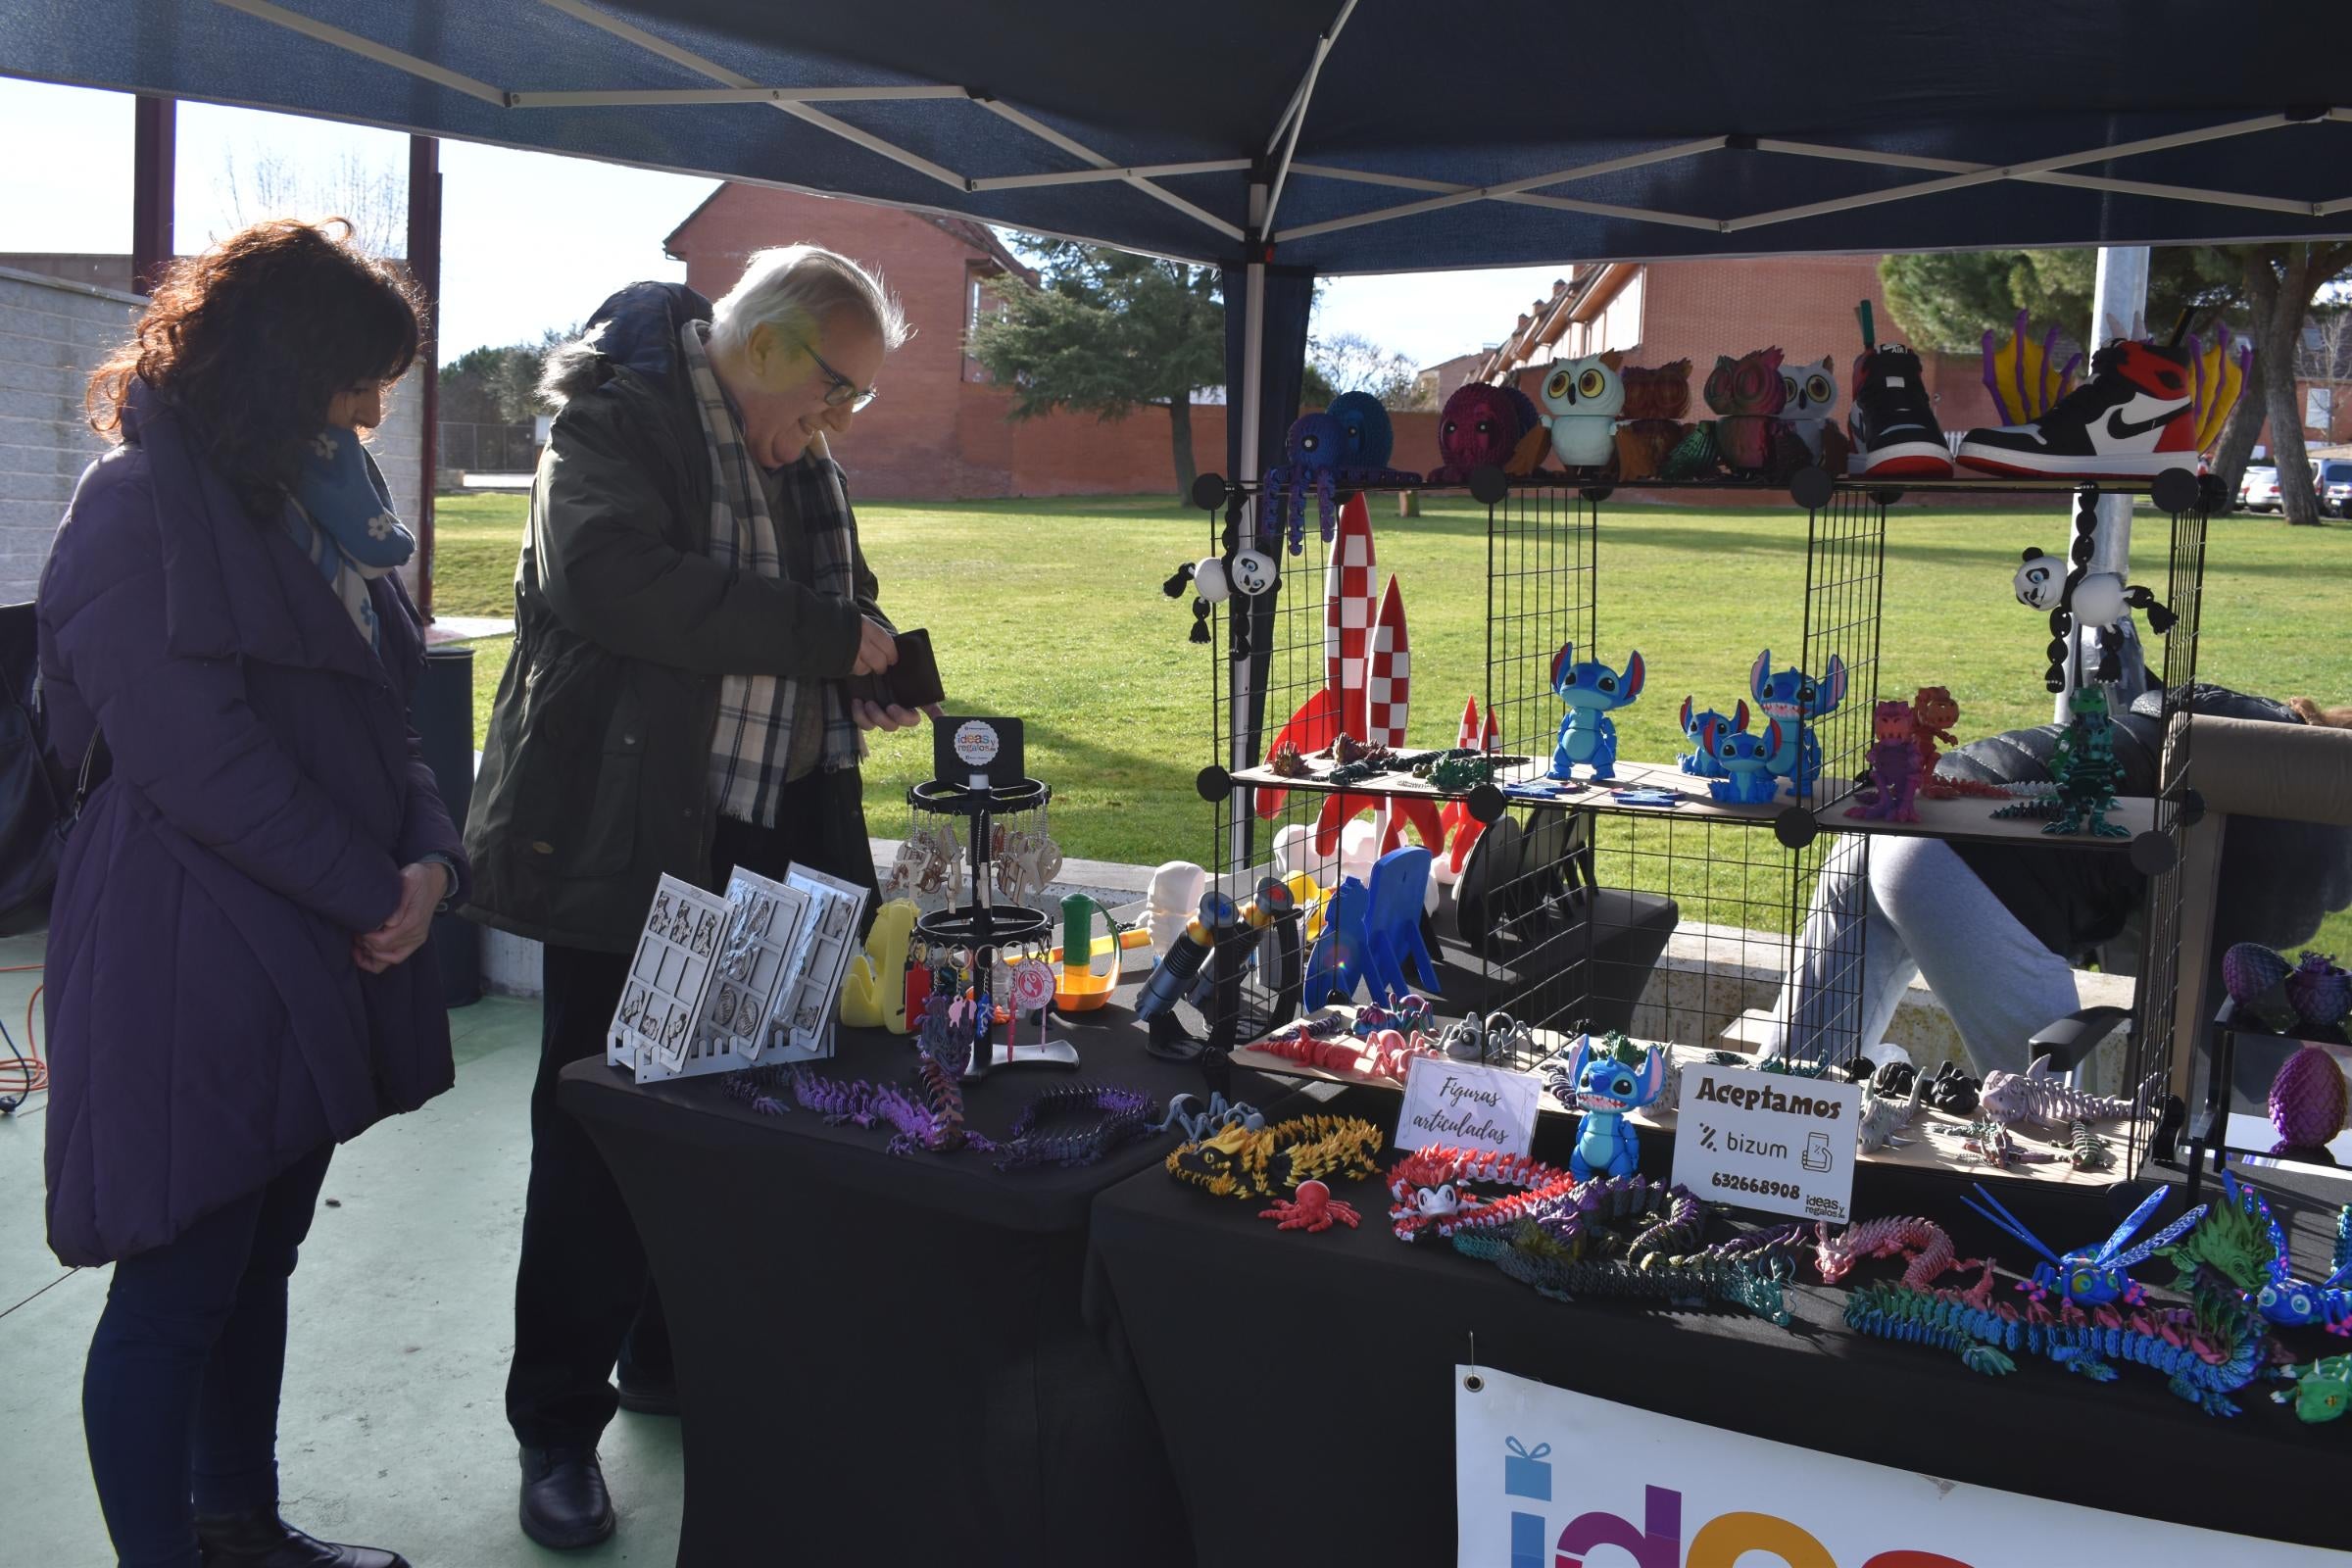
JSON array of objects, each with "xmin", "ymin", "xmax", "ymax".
[{"xmin": 437, "ymin": 421, "xmax": 539, "ymax": 473}]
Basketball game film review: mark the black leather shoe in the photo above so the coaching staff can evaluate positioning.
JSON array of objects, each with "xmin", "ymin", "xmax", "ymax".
[
  {"xmin": 194, "ymin": 1508, "xmax": 410, "ymax": 1568},
  {"xmin": 614, "ymin": 1365, "xmax": 679, "ymax": 1416},
  {"xmin": 518, "ymin": 1446, "xmax": 616, "ymax": 1550}
]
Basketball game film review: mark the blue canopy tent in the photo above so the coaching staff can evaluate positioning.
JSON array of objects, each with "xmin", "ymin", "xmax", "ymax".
[{"xmin": 11, "ymin": 0, "xmax": 2349, "ymax": 777}]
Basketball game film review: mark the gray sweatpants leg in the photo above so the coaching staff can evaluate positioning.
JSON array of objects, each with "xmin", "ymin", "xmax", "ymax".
[{"xmin": 1762, "ymin": 836, "xmax": 2081, "ymax": 1077}]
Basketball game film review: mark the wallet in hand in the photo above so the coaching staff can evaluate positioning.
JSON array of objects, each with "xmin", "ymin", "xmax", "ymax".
[{"xmin": 844, "ymin": 627, "xmax": 944, "ymax": 710}]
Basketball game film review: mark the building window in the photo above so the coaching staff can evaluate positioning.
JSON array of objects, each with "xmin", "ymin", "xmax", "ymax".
[{"xmin": 2308, "ymin": 385, "xmax": 2334, "ymax": 433}]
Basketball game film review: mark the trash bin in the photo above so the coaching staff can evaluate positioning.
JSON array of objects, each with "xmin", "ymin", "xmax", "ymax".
[{"xmin": 416, "ymin": 644, "xmax": 481, "ymax": 1008}]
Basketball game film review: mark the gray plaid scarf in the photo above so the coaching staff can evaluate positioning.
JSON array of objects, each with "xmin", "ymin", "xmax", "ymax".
[{"xmin": 678, "ymin": 319, "xmax": 862, "ymax": 826}]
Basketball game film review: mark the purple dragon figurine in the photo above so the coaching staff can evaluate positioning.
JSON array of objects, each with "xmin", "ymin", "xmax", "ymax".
[{"xmin": 1846, "ymin": 700, "xmax": 1923, "ymax": 822}]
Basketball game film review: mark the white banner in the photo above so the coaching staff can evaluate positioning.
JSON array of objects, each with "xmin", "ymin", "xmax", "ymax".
[{"xmin": 1456, "ymin": 1365, "xmax": 2342, "ymax": 1567}]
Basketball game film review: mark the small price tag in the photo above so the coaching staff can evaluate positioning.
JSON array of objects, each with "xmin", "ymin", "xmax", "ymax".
[
  {"xmin": 1394, "ymin": 1057, "xmax": 1541, "ymax": 1157},
  {"xmin": 1670, "ymin": 1064, "xmax": 1861, "ymax": 1223}
]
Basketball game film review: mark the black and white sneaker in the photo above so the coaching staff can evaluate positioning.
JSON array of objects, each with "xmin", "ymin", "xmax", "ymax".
[
  {"xmin": 1956, "ymin": 340, "xmax": 2198, "ymax": 478},
  {"xmin": 1845, "ymin": 344, "xmax": 1952, "ymax": 477}
]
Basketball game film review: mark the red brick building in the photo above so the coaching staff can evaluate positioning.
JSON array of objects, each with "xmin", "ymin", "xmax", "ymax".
[{"xmin": 664, "ymin": 184, "xmax": 1226, "ymax": 499}]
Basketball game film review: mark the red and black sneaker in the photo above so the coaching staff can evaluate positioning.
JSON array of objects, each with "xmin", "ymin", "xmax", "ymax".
[
  {"xmin": 1846, "ymin": 344, "xmax": 1953, "ymax": 477},
  {"xmin": 1956, "ymin": 340, "xmax": 2197, "ymax": 479}
]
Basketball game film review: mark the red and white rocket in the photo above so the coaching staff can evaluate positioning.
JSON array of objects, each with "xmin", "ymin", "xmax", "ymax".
[
  {"xmin": 1432, "ymin": 697, "xmax": 1501, "ymax": 883},
  {"xmin": 1255, "ymin": 492, "xmax": 1445, "ymax": 857}
]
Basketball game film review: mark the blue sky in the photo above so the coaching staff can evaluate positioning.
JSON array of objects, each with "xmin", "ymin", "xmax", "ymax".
[{"xmin": 0, "ymin": 78, "xmax": 1565, "ymax": 370}]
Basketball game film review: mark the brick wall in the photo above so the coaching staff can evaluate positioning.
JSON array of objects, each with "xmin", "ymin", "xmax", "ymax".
[{"xmin": 0, "ymin": 267, "xmax": 141, "ymax": 603}]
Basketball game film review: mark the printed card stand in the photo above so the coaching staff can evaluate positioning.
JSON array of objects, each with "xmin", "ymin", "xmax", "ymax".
[
  {"xmin": 1504, "ymin": 1437, "xmax": 1552, "ymax": 1568},
  {"xmin": 607, "ymin": 873, "xmax": 730, "ymax": 1078},
  {"xmin": 635, "ymin": 868, "xmax": 812, "ymax": 1084},
  {"xmin": 759, "ymin": 865, "xmax": 870, "ymax": 1064}
]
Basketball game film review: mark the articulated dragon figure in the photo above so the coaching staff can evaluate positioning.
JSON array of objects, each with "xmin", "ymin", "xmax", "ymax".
[
  {"xmin": 1991, "ymin": 685, "xmax": 2128, "ymax": 838},
  {"xmin": 1814, "ymin": 1215, "xmax": 1974, "ymax": 1291},
  {"xmin": 1978, "ymin": 1054, "xmax": 2157, "ymax": 1129}
]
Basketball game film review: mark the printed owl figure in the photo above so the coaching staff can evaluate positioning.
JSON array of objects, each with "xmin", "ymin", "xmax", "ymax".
[
  {"xmin": 1704, "ymin": 347, "xmax": 1788, "ymax": 472},
  {"xmin": 1614, "ymin": 359, "xmax": 1694, "ymax": 480},
  {"xmin": 1431, "ymin": 383, "xmax": 1536, "ymax": 483},
  {"xmin": 1779, "ymin": 355, "xmax": 1848, "ymax": 468},
  {"xmin": 1540, "ymin": 351, "xmax": 1627, "ymax": 468}
]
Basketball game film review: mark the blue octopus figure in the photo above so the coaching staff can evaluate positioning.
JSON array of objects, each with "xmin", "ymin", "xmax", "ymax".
[
  {"xmin": 1548, "ymin": 642, "xmax": 1643, "ymax": 782},
  {"xmin": 1703, "ymin": 713, "xmax": 1784, "ymax": 805},
  {"xmin": 1749, "ymin": 649, "xmax": 1847, "ymax": 796}
]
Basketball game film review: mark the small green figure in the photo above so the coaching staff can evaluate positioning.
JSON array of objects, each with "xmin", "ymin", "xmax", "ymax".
[
  {"xmin": 1991, "ymin": 686, "xmax": 2128, "ymax": 839},
  {"xmin": 2274, "ymin": 1355, "xmax": 2352, "ymax": 1423}
]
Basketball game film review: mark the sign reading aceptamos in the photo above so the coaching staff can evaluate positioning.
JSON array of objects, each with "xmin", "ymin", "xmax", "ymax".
[{"xmin": 1668, "ymin": 1063, "xmax": 1860, "ymax": 1224}]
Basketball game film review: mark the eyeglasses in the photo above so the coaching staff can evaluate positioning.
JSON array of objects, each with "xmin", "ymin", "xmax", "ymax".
[{"xmin": 798, "ymin": 339, "xmax": 878, "ymax": 413}]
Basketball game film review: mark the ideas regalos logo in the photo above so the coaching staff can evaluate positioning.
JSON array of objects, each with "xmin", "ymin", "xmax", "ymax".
[{"xmin": 1500, "ymin": 1439, "xmax": 1975, "ymax": 1568}]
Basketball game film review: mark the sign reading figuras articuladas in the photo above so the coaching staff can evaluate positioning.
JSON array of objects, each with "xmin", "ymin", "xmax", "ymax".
[
  {"xmin": 1395, "ymin": 1057, "xmax": 1540, "ymax": 1157},
  {"xmin": 1669, "ymin": 1064, "xmax": 1861, "ymax": 1224}
]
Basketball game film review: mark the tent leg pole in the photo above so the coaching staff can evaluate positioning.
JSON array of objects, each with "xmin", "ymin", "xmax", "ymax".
[
  {"xmin": 1229, "ymin": 188, "xmax": 1269, "ymax": 877},
  {"xmin": 2058, "ymin": 243, "xmax": 2150, "ymax": 718}
]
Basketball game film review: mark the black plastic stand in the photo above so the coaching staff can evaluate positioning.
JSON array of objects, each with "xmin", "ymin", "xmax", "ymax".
[{"xmin": 908, "ymin": 777, "xmax": 1074, "ymax": 1077}]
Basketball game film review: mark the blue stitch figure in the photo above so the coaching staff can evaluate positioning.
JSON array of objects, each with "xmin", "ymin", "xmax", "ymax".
[
  {"xmin": 1560, "ymin": 1033, "xmax": 1668, "ymax": 1180},
  {"xmin": 1547, "ymin": 642, "xmax": 1644, "ymax": 782},
  {"xmin": 1678, "ymin": 696, "xmax": 1748, "ymax": 776},
  {"xmin": 1703, "ymin": 712, "xmax": 1784, "ymax": 805},
  {"xmin": 1749, "ymin": 648, "xmax": 1847, "ymax": 796}
]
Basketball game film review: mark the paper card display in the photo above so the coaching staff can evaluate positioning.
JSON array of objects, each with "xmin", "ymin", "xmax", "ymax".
[
  {"xmin": 608, "ymin": 874, "xmax": 730, "ymax": 1074},
  {"xmin": 1395, "ymin": 1057, "xmax": 1540, "ymax": 1157},
  {"xmin": 760, "ymin": 865, "xmax": 870, "ymax": 1062},
  {"xmin": 704, "ymin": 870, "xmax": 812, "ymax": 1065},
  {"xmin": 1669, "ymin": 1062, "xmax": 1861, "ymax": 1224}
]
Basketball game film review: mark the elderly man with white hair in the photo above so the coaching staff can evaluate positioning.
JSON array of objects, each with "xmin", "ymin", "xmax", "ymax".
[{"xmin": 465, "ymin": 246, "xmax": 928, "ymax": 1549}]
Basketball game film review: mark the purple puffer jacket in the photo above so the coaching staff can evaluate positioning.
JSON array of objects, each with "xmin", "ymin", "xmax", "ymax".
[{"xmin": 35, "ymin": 382, "xmax": 470, "ymax": 1266}]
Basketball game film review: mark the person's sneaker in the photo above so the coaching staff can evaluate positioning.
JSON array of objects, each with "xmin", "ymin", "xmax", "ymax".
[
  {"xmin": 1845, "ymin": 344, "xmax": 1953, "ymax": 477},
  {"xmin": 1956, "ymin": 339, "xmax": 2197, "ymax": 478}
]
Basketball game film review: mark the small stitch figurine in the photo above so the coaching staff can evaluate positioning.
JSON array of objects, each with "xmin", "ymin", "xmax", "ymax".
[
  {"xmin": 1554, "ymin": 1033, "xmax": 1668, "ymax": 1180},
  {"xmin": 1750, "ymin": 649, "xmax": 1847, "ymax": 796},
  {"xmin": 1547, "ymin": 642, "xmax": 1644, "ymax": 782},
  {"xmin": 1678, "ymin": 696, "xmax": 1747, "ymax": 777},
  {"xmin": 1702, "ymin": 712, "xmax": 1782, "ymax": 805}
]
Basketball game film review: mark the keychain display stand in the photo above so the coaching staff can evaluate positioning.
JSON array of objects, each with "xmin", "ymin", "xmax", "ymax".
[{"xmin": 908, "ymin": 775, "xmax": 1076, "ymax": 1075}]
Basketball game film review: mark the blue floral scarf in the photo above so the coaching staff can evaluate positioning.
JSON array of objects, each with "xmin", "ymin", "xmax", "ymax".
[{"xmin": 281, "ymin": 426, "xmax": 414, "ymax": 651}]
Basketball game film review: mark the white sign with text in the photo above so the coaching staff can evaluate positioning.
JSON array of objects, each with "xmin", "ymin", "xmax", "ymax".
[
  {"xmin": 1669, "ymin": 1063, "xmax": 1860, "ymax": 1223},
  {"xmin": 1458, "ymin": 1365, "xmax": 2342, "ymax": 1568},
  {"xmin": 1395, "ymin": 1057, "xmax": 1540, "ymax": 1157}
]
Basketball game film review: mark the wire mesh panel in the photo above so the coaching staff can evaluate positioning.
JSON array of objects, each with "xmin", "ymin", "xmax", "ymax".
[
  {"xmin": 1485, "ymin": 484, "xmax": 1599, "ymax": 777},
  {"xmin": 1795, "ymin": 484, "xmax": 1890, "ymax": 813}
]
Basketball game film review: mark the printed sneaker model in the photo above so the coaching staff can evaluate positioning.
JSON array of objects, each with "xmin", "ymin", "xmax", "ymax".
[
  {"xmin": 1845, "ymin": 344, "xmax": 1953, "ymax": 478},
  {"xmin": 1956, "ymin": 339, "xmax": 2197, "ymax": 479}
]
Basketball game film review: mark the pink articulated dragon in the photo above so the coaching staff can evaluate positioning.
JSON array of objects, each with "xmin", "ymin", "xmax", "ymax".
[{"xmin": 1814, "ymin": 1215, "xmax": 1977, "ymax": 1291}]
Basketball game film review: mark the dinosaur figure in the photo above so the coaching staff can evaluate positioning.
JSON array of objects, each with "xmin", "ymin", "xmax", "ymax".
[
  {"xmin": 2274, "ymin": 1355, "xmax": 2352, "ymax": 1423},
  {"xmin": 1555, "ymin": 1033, "xmax": 1668, "ymax": 1179},
  {"xmin": 1910, "ymin": 686, "xmax": 1961, "ymax": 778},
  {"xmin": 1855, "ymin": 1067, "xmax": 1925, "ymax": 1152},
  {"xmin": 1842, "ymin": 1259, "xmax": 2271, "ymax": 1416},
  {"xmin": 1678, "ymin": 696, "xmax": 1746, "ymax": 777},
  {"xmin": 1978, "ymin": 1054, "xmax": 2157, "ymax": 1129},
  {"xmin": 1701, "ymin": 711, "xmax": 1782, "ymax": 805},
  {"xmin": 1749, "ymin": 649, "xmax": 1847, "ymax": 797},
  {"xmin": 1991, "ymin": 685, "xmax": 2129, "ymax": 838},
  {"xmin": 1846, "ymin": 700, "xmax": 1923, "ymax": 822},
  {"xmin": 1546, "ymin": 642, "xmax": 1644, "ymax": 782},
  {"xmin": 1960, "ymin": 1183, "xmax": 2208, "ymax": 1309}
]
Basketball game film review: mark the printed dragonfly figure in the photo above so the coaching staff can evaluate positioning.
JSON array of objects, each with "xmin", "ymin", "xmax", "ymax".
[{"xmin": 1961, "ymin": 1183, "xmax": 2207, "ymax": 1308}]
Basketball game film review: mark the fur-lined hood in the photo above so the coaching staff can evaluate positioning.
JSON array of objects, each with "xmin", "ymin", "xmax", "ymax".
[{"xmin": 538, "ymin": 281, "xmax": 713, "ymax": 407}]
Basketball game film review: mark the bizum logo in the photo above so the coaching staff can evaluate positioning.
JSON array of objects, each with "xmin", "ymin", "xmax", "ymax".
[{"xmin": 1505, "ymin": 1472, "xmax": 1978, "ymax": 1568}]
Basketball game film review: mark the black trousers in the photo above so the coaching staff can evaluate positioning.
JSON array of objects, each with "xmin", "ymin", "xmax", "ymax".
[{"xmin": 506, "ymin": 768, "xmax": 880, "ymax": 1449}]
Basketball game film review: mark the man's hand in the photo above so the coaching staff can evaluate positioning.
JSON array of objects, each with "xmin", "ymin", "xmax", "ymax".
[
  {"xmin": 354, "ymin": 861, "xmax": 452, "ymax": 974},
  {"xmin": 850, "ymin": 615, "xmax": 898, "ymax": 677},
  {"xmin": 853, "ymin": 700, "xmax": 943, "ymax": 733}
]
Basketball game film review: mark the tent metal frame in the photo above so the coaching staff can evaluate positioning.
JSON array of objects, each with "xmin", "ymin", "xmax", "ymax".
[{"xmin": 202, "ymin": 0, "xmax": 2352, "ymax": 267}]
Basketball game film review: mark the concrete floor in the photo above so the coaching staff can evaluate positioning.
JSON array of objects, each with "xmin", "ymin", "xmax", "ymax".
[{"xmin": 0, "ymin": 932, "xmax": 685, "ymax": 1568}]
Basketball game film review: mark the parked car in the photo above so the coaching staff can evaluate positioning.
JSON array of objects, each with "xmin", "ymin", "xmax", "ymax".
[
  {"xmin": 2240, "ymin": 466, "xmax": 2281, "ymax": 511},
  {"xmin": 2318, "ymin": 459, "xmax": 2352, "ymax": 516}
]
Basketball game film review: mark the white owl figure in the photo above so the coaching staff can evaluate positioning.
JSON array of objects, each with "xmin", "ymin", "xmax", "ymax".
[
  {"xmin": 1540, "ymin": 351, "xmax": 1627, "ymax": 468},
  {"xmin": 1780, "ymin": 355, "xmax": 1839, "ymax": 458}
]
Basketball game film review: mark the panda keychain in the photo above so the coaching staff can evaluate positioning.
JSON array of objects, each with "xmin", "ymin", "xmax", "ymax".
[{"xmin": 2012, "ymin": 504, "xmax": 2176, "ymax": 693}]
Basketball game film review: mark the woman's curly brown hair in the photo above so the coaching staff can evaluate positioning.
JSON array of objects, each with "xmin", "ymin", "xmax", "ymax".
[{"xmin": 87, "ymin": 219, "xmax": 423, "ymax": 520}]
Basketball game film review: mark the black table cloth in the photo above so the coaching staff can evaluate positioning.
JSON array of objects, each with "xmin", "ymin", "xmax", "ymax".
[
  {"xmin": 560, "ymin": 1006, "xmax": 1295, "ymax": 1568},
  {"xmin": 1088, "ymin": 1085, "xmax": 2352, "ymax": 1565}
]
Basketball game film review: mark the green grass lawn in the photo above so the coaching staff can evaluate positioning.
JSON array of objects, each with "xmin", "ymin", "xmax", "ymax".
[{"xmin": 432, "ymin": 489, "xmax": 2352, "ymax": 952}]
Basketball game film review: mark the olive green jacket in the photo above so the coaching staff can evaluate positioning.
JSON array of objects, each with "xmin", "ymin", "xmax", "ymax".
[{"xmin": 463, "ymin": 283, "xmax": 883, "ymax": 953}]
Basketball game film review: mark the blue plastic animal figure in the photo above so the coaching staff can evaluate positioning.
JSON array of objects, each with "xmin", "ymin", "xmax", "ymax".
[
  {"xmin": 1749, "ymin": 649, "xmax": 1847, "ymax": 796},
  {"xmin": 1678, "ymin": 697, "xmax": 1747, "ymax": 776},
  {"xmin": 1560, "ymin": 1033, "xmax": 1668, "ymax": 1179},
  {"xmin": 1962, "ymin": 1183, "xmax": 2208, "ymax": 1309},
  {"xmin": 1548, "ymin": 642, "xmax": 1644, "ymax": 782},
  {"xmin": 1702, "ymin": 712, "xmax": 1783, "ymax": 805},
  {"xmin": 1301, "ymin": 875, "xmax": 1374, "ymax": 1008}
]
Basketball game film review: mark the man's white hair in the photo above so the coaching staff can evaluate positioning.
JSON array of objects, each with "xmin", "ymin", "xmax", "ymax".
[{"xmin": 709, "ymin": 244, "xmax": 909, "ymax": 362}]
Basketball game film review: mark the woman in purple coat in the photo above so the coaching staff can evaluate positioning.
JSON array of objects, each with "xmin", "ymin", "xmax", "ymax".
[{"xmin": 36, "ymin": 220, "xmax": 466, "ymax": 1568}]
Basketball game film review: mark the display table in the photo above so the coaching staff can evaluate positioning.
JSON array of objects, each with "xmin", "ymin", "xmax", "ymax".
[
  {"xmin": 560, "ymin": 1009, "xmax": 1296, "ymax": 1568},
  {"xmin": 1087, "ymin": 1086, "xmax": 2348, "ymax": 1564}
]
